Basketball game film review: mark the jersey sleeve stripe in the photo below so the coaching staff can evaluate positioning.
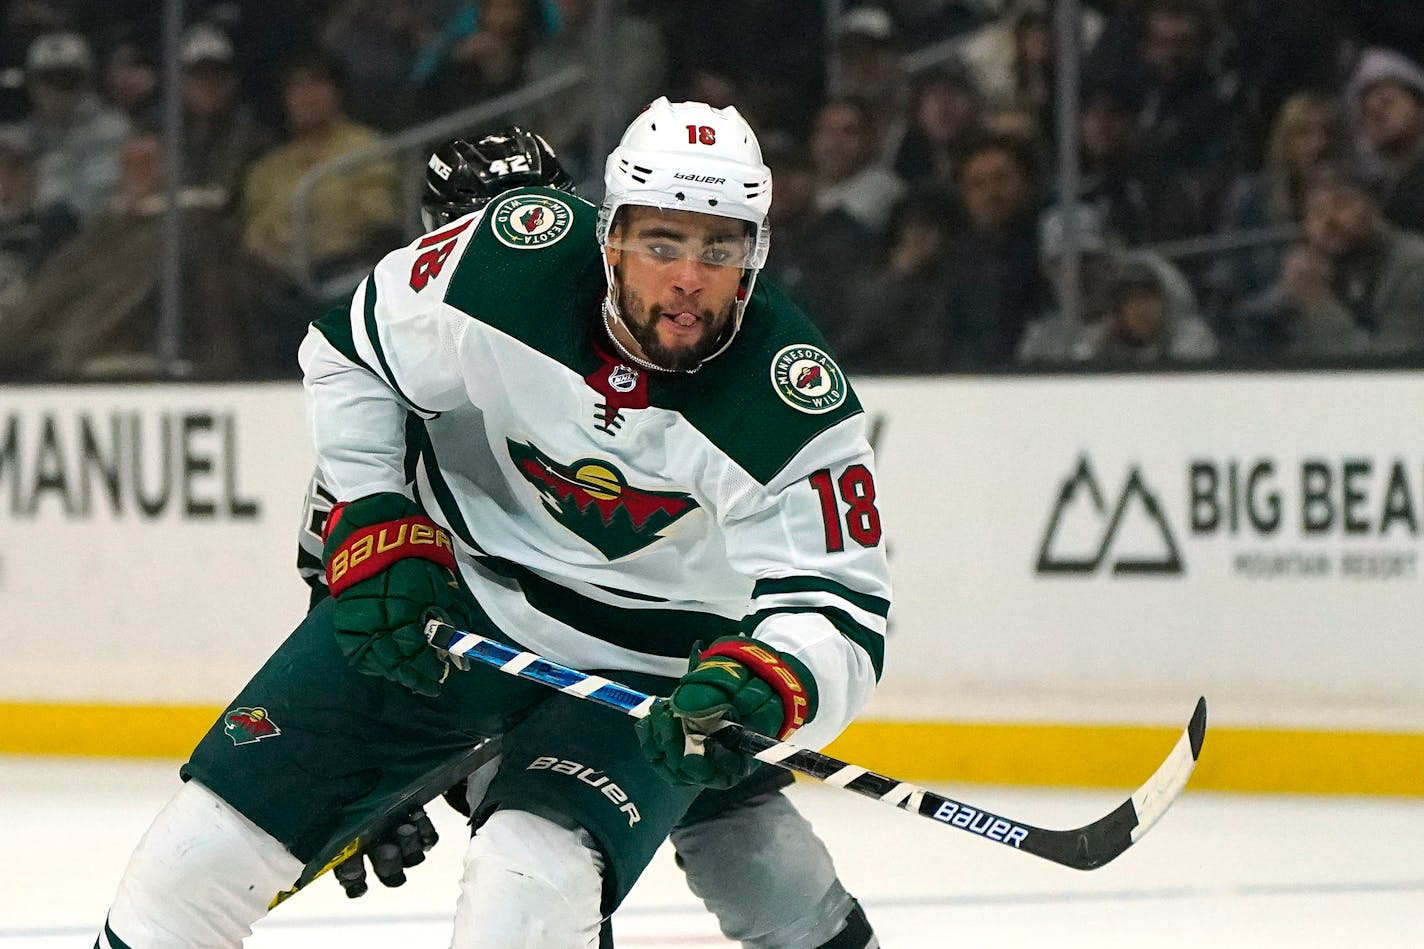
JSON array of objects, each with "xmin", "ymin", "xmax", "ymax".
[
  {"xmin": 361, "ymin": 274, "xmax": 438, "ymax": 418},
  {"xmin": 296, "ymin": 546, "xmax": 324, "ymax": 578},
  {"xmin": 745, "ymin": 605, "xmax": 886, "ymax": 680},
  {"xmin": 101, "ymin": 918, "xmax": 136, "ymax": 949},
  {"xmin": 751, "ymin": 590, "xmax": 887, "ymax": 636},
  {"xmin": 413, "ymin": 434, "xmax": 481, "ymax": 551},
  {"xmin": 752, "ymin": 575, "xmax": 890, "ymax": 618},
  {"xmin": 311, "ymin": 303, "xmax": 375, "ymax": 375}
]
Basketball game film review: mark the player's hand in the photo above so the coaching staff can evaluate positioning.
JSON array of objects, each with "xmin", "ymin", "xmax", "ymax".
[
  {"xmin": 441, "ymin": 777, "xmax": 473, "ymax": 817},
  {"xmin": 323, "ymin": 492, "xmax": 471, "ymax": 696},
  {"xmin": 332, "ymin": 806, "xmax": 440, "ymax": 898},
  {"xmin": 635, "ymin": 636, "xmax": 817, "ymax": 789}
]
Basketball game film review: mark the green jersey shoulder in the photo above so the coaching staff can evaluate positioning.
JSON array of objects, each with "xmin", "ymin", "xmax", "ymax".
[
  {"xmin": 650, "ymin": 280, "xmax": 864, "ymax": 486},
  {"xmin": 321, "ymin": 185, "xmax": 863, "ymax": 487},
  {"xmin": 443, "ymin": 186, "xmax": 606, "ymax": 374},
  {"xmin": 441, "ymin": 187, "xmax": 862, "ymax": 486}
]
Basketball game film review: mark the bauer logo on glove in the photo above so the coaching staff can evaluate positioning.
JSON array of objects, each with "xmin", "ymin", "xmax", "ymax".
[
  {"xmin": 321, "ymin": 493, "xmax": 474, "ymax": 697},
  {"xmin": 694, "ymin": 640, "xmax": 810, "ymax": 738},
  {"xmin": 327, "ymin": 516, "xmax": 456, "ymax": 595}
]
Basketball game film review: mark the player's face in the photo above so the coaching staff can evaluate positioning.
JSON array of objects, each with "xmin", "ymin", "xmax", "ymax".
[{"xmin": 606, "ymin": 206, "xmax": 749, "ymax": 371}]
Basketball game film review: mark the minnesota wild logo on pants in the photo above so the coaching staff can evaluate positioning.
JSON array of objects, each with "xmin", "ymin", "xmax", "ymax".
[{"xmin": 223, "ymin": 707, "xmax": 281, "ymax": 746}]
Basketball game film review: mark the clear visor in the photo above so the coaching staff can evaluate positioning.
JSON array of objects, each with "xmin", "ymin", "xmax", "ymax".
[{"xmin": 605, "ymin": 206, "xmax": 756, "ymax": 269}]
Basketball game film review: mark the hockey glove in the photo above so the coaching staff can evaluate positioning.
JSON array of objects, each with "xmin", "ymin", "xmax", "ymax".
[
  {"xmin": 323, "ymin": 492, "xmax": 468, "ymax": 697},
  {"xmin": 636, "ymin": 636, "xmax": 818, "ymax": 790},
  {"xmin": 331, "ymin": 805, "xmax": 440, "ymax": 898}
]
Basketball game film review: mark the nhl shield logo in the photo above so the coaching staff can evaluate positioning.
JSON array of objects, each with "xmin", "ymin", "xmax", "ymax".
[
  {"xmin": 608, "ymin": 363, "xmax": 639, "ymax": 393},
  {"xmin": 770, "ymin": 344, "xmax": 847, "ymax": 414},
  {"xmin": 223, "ymin": 707, "xmax": 281, "ymax": 746},
  {"xmin": 490, "ymin": 193, "xmax": 574, "ymax": 249}
]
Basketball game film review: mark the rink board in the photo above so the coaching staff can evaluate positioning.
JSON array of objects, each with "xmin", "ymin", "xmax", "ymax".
[
  {"xmin": 0, "ymin": 377, "xmax": 1420, "ymax": 793},
  {"xmin": 1, "ymin": 700, "xmax": 1419, "ymax": 795}
]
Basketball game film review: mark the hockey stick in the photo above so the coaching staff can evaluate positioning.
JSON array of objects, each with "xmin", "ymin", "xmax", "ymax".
[
  {"xmin": 269, "ymin": 737, "xmax": 497, "ymax": 907},
  {"xmin": 425, "ymin": 620, "xmax": 1206, "ymax": 870}
]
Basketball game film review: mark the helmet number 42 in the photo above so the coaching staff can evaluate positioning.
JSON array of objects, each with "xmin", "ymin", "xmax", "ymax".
[
  {"xmin": 487, "ymin": 155, "xmax": 531, "ymax": 176},
  {"xmin": 686, "ymin": 124, "xmax": 716, "ymax": 145}
]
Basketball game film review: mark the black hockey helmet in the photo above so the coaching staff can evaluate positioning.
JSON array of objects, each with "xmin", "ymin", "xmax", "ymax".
[{"xmin": 421, "ymin": 126, "xmax": 575, "ymax": 230}]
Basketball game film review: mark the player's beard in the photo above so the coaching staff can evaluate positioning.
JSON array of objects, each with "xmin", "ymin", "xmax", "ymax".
[{"xmin": 615, "ymin": 282, "xmax": 737, "ymax": 372}]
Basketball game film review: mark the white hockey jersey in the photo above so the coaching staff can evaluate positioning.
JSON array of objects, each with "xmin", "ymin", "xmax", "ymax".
[{"xmin": 298, "ymin": 188, "xmax": 890, "ymax": 749}]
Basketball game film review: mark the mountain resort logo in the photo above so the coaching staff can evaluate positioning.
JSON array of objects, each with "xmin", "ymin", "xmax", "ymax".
[{"xmin": 1037, "ymin": 455, "xmax": 1183, "ymax": 576}]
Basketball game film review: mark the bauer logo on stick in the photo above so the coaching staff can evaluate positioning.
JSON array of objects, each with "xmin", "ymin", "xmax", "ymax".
[{"xmin": 223, "ymin": 707, "xmax": 282, "ymax": 746}]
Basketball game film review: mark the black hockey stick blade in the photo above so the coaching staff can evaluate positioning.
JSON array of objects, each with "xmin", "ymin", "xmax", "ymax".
[
  {"xmin": 269, "ymin": 738, "xmax": 497, "ymax": 907},
  {"xmin": 1013, "ymin": 695, "xmax": 1206, "ymax": 869},
  {"xmin": 717, "ymin": 696, "xmax": 1207, "ymax": 870}
]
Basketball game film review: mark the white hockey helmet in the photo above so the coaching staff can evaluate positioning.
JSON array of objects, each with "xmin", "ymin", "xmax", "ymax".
[{"xmin": 598, "ymin": 97, "xmax": 773, "ymax": 369}]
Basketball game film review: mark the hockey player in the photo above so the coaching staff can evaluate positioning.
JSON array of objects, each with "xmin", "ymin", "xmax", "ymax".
[
  {"xmin": 302, "ymin": 127, "xmax": 879, "ymax": 948},
  {"xmin": 96, "ymin": 98, "xmax": 889, "ymax": 948}
]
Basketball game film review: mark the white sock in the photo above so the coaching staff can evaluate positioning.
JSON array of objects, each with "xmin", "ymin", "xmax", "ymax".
[
  {"xmin": 451, "ymin": 809, "xmax": 605, "ymax": 949},
  {"xmin": 105, "ymin": 781, "xmax": 302, "ymax": 949}
]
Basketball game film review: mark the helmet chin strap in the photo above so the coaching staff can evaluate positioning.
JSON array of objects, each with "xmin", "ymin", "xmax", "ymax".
[{"xmin": 599, "ymin": 256, "xmax": 753, "ymax": 374}]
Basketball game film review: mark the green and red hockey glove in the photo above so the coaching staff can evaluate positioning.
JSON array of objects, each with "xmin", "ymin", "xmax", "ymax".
[
  {"xmin": 323, "ymin": 492, "xmax": 467, "ymax": 697},
  {"xmin": 635, "ymin": 636, "xmax": 819, "ymax": 789}
]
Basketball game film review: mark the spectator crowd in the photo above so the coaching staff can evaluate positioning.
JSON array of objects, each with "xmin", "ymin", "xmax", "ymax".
[{"xmin": 2, "ymin": 0, "xmax": 1424, "ymax": 380}]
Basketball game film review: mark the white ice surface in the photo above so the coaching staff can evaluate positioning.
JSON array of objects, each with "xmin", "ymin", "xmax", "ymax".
[{"xmin": 4, "ymin": 756, "xmax": 1422, "ymax": 947}]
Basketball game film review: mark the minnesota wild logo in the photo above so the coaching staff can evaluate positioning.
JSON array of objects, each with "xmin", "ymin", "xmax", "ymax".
[
  {"xmin": 508, "ymin": 440, "xmax": 698, "ymax": 559},
  {"xmin": 223, "ymin": 707, "xmax": 281, "ymax": 746},
  {"xmin": 490, "ymin": 192, "xmax": 574, "ymax": 249},
  {"xmin": 771, "ymin": 344, "xmax": 847, "ymax": 414}
]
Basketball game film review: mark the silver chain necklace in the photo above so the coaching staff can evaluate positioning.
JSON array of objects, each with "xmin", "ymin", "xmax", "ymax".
[{"xmin": 602, "ymin": 300, "xmax": 672, "ymax": 373}]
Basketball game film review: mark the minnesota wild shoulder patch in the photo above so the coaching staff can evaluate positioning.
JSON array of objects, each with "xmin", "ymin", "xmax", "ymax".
[
  {"xmin": 490, "ymin": 193, "xmax": 574, "ymax": 249},
  {"xmin": 771, "ymin": 344, "xmax": 847, "ymax": 414}
]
